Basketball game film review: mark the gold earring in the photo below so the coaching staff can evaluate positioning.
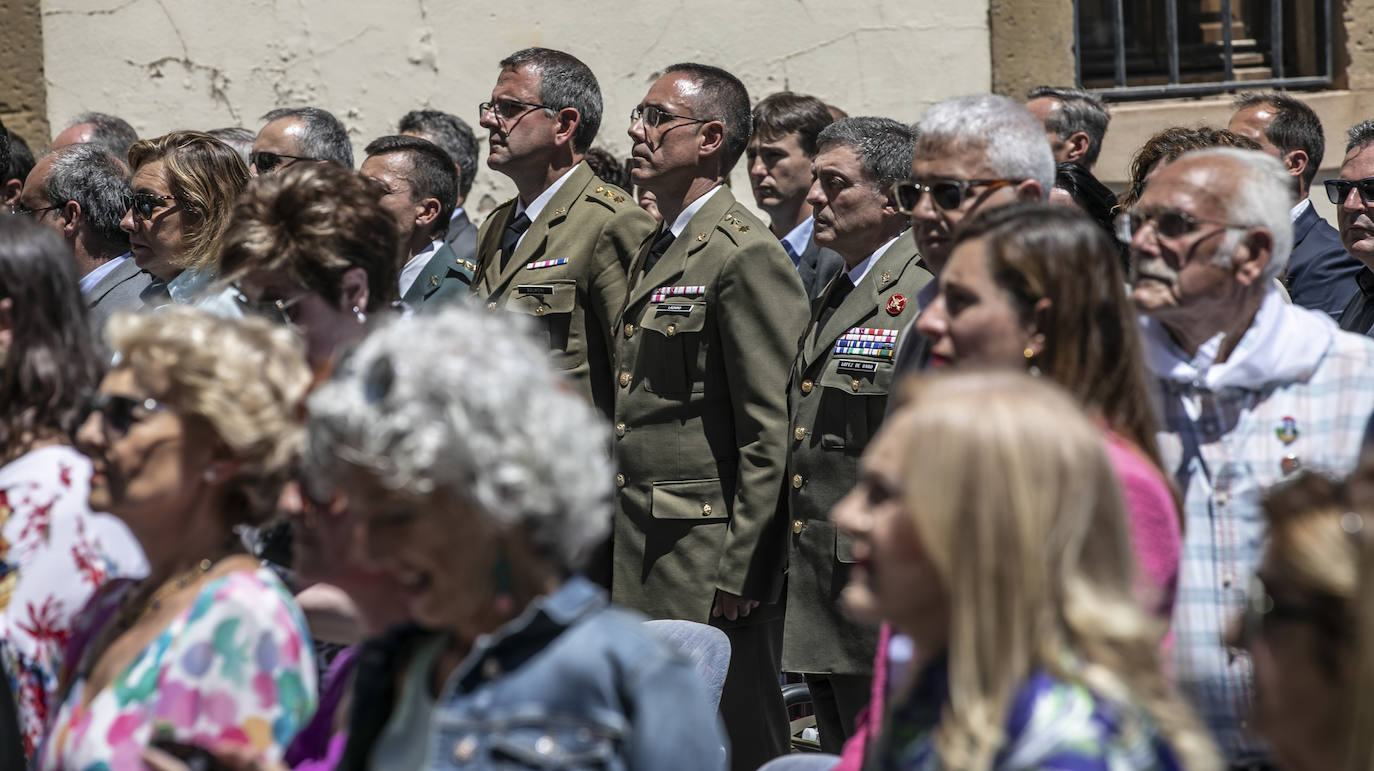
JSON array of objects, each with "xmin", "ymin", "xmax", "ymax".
[{"xmin": 1023, "ymin": 347, "xmax": 1035, "ymax": 359}]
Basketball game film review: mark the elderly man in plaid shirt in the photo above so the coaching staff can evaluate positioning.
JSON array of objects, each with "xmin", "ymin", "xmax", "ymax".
[{"xmin": 1121, "ymin": 146, "xmax": 1374, "ymax": 767}]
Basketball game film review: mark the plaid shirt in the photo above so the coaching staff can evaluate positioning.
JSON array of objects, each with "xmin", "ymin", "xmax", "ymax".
[{"xmin": 1153, "ymin": 306, "xmax": 1374, "ymax": 763}]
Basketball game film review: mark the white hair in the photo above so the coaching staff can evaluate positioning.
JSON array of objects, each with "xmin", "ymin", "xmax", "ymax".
[
  {"xmin": 303, "ymin": 305, "xmax": 613, "ymax": 572},
  {"xmin": 1183, "ymin": 147, "xmax": 1294, "ymax": 283},
  {"xmin": 916, "ymin": 94, "xmax": 1055, "ymax": 199}
]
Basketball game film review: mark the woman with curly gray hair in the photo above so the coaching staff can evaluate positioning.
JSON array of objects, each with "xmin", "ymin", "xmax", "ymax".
[{"xmin": 302, "ymin": 305, "xmax": 725, "ymax": 771}]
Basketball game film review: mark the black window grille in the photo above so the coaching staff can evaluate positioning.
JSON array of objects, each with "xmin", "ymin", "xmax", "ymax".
[{"xmin": 1076, "ymin": 0, "xmax": 1334, "ymax": 101}]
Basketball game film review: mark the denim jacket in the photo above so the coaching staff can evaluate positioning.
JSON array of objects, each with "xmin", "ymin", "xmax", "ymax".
[{"xmin": 342, "ymin": 575, "xmax": 726, "ymax": 770}]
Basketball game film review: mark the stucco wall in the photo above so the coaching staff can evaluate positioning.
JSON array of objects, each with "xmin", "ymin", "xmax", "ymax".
[
  {"xmin": 1, "ymin": 0, "xmax": 48, "ymax": 143},
  {"xmin": 38, "ymin": 0, "xmax": 991, "ymax": 219}
]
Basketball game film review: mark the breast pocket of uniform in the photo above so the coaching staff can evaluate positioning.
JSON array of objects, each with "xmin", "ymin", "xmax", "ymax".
[
  {"xmin": 636, "ymin": 301, "xmax": 708, "ymax": 396},
  {"xmin": 814, "ymin": 357, "xmax": 895, "ymax": 452},
  {"xmin": 512, "ymin": 280, "xmax": 579, "ymax": 368}
]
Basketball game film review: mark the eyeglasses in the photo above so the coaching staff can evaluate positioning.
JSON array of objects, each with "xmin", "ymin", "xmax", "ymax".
[
  {"xmin": 894, "ymin": 179, "xmax": 1017, "ymax": 214},
  {"xmin": 1325, "ymin": 177, "xmax": 1374, "ymax": 206},
  {"xmin": 1114, "ymin": 207, "xmax": 1251, "ymax": 243},
  {"xmin": 121, "ymin": 192, "xmax": 177, "ymax": 221},
  {"xmin": 1237, "ymin": 573, "xmax": 1330, "ymax": 650},
  {"xmin": 630, "ymin": 105, "xmax": 711, "ymax": 130},
  {"xmin": 249, "ymin": 150, "xmax": 320, "ymax": 174},
  {"xmin": 235, "ymin": 287, "xmax": 313, "ymax": 325},
  {"xmin": 479, "ymin": 98, "xmax": 554, "ymax": 125},
  {"xmin": 78, "ymin": 392, "xmax": 168, "ymax": 438},
  {"xmin": 10, "ymin": 202, "xmax": 62, "ymax": 218}
]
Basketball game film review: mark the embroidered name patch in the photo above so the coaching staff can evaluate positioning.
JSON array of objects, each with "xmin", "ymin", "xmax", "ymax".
[
  {"xmin": 516, "ymin": 285, "xmax": 555, "ymax": 295},
  {"xmin": 836, "ymin": 360, "xmax": 879, "ymax": 374},
  {"xmin": 651, "ymin": 285, "xmax": 706, "ymax": 302},
  {"xmin": 524, "ymin": 258, "xmax": 568, "ymax": 270},
  {"xmin": 655, "ymin": 303, "xmax": 695, "ymax": 316},
  {"xmin": 833, "ymin": 327, "xmax": 899, "ymax": 358}
]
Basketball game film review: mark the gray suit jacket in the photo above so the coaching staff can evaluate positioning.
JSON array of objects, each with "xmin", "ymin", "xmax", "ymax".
[
  {"xmin": 442, "ymin": 209, "xmax": 478, "ymax": 268},
  {"xmin": 796, "ymin": 236, "xmax": 845, "ymax": 301},
  {"xmin": 86, "ymin": 255, "xmax": 153, "ymax": 340}
]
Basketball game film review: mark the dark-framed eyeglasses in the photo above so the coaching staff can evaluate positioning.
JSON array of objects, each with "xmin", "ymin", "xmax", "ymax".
[
  {"xmin": 10, "ymin": 202, "xmax": 62, "ymax": 218},
  {"xmin": 1325, "ymin": 177, "xmax": 1374, "ymax": 206},
  {"xmin": 234, "ymin": 286, "xmax": 313, "ymax": 325},
  {"xmin": 77, "ymin": 391, "xmax": 168, "ymax": 438},
  {"xmin": 894, "ymin": 178, "xmax": 1017, "ymax": 214},
  {"xmin": 630, "ymin": 105, "xmax": 710, "ymax": 130},
  {"xmin": 1114, "ymin": 207, "xmax": 1250, "ymax": 242},
  {"xmin": 479, "ymin": 98, "xmax": 555, "ymax": 125},
  {"xmin": 249, "ymin": 150, "xmax": 320, "ymax": 174},
  {"xmin": 121, "ymin": 192, "xmax": 177, "ymax": 221}
]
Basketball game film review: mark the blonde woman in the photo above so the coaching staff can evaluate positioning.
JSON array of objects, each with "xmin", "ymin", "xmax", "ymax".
[
  {"xmin": 833, "ymin": 371, "xmax": 1219, "ymax": 770},
  {"xmin": 37, "ymin": 307, "xmax": 316, "ymax": 769},
  {"xmin": 1230, "ymin": 468, "xmax": 1374, "ymax": 770}
]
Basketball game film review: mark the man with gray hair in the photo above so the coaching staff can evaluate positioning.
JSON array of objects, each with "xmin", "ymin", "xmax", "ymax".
[
  {"xmin": 250, "ymin": 106, "xmax": 353, "ymax": 174},
  {"xmin": 398, "ymin": 109, "xmax": 480, "ymax": 267},
  {"xmin": 1025, "ymin": 85, "xmax": 1111, "ymax": 170},
  {"xmin": 14, "ymin": 143, "xmax": 152, "ymax": 334},
  {"xmin": 781, "ymin": 116, "xmax": 930, "ymax": 752},
  {"xmin": 1124, "ymin": 147, "xmax": 1374, "ymax": 764},
  {"xmin": 1330, "ymin": 121, "xmax": 1374, "ymax": 335},
  {"xmin": 892, "ymin": 93, "xmax": 1052, "ymax": 375},
  {"xmin": 51, "ymin": 111, "xmax": 139, "ymax": 162}
]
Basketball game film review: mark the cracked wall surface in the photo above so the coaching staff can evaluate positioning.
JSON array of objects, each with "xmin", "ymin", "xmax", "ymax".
[
  {"xmin": 1, "ymin": 0, "xmax": 48, "ymax": 142},
  {"xmin": 35, "ymin": 0, "xmax": 991, "ymax": 218}
]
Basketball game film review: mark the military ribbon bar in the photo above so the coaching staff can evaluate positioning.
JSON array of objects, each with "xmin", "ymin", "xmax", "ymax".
[
  {"xmin": 524, "ymin": 257, "xmax": 568, "ymax": 270},
  {"xmin": 651, "ymin": 285, "xmax": 706, "ymax": 302}
]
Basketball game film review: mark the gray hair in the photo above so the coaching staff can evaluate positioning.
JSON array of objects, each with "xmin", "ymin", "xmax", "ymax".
[
  {"xmin": 63, "ymin": 112, "xmax": 138, "ymax": 162},
  {"xmin": 816, "ymin": 116, "xmax": 917, "ymax": 188},
  {"xmin": 917, "ymin": 94, "xmax": 1055, "ymax": 200},
  {"xmin": 1347, "ymin": 120, "xmax": 1374, "ymax": 155},
  {"xmin": 1026, "ymin": 85, "xmax": 1111, "ymax": 168},
  {"xmin": 206, "ymin": 126, "xmax": 255, "ymax": 168},
  {"xmin": 261, "ymin": 106, "xmax": 354, "ymax": 168},
  {"xmin": 398, "ymin": 110, "xmax": 479, "ymax": 199},
  {"xmin": 303, "ymin": 306, "xmax": 613, "ymax": 572},
  {"xmin": 43, "ymin": 144, "xmax": 131, "ymax": 250},
  {"xmin": 1184, "ymin": 147, "xmax": 1294, "ymax": 283},
  {"xmin": 499, "ymin": 48, "xmax": 603, "ymax": 154}
]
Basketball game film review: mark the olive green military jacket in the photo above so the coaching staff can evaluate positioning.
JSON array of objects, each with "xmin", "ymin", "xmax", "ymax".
[
  {"xmin": 781, "ymin": 233, "xmax": 932, "ymax": 674},
  {"xmin": 473, "ymin": 162, "xmax": 655, "ymax": 417},
  {"xmin": 611, "ymin": 187, "xmax": 809, "ymax": 623},
  {"xmin": 400, "ymin": 241, "xmax": 476, "ymax": 309}
]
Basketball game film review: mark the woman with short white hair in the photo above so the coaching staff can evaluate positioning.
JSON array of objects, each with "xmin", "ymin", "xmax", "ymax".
[{"xmin": 304, "ymin": 305, "xmax": 724, "ymax": 771}]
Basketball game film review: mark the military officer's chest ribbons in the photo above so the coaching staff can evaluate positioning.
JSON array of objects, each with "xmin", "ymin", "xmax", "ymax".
[
  {"xmin": 650, "ymin": 285, "xmax": 706, "ymax": 302},
  {"xmin": 524, "ymin": 257, "xmax": 568, "ymax": 270},
  {"xmin": 833, "ymin": 327, "xmax": 900, "ymax": 358}
]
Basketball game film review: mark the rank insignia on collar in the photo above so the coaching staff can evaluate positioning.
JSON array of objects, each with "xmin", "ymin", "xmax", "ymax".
[
  {"xmin": 880, "ymin": 271, "xmax": 891, "ymax": 285},
  {"xmin": 1276, "ymin": 415, "xmax": 1299, "ymax": 445},
  {"xmin": 886, "ymin": 294, "xmax": 907, "ymax": 316}
]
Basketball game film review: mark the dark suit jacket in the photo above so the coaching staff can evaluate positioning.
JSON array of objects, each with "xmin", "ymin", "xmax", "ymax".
[
  {"xmin": 401, "ymin": 241, "xmax": 475, "ymax": 309},
  {"xmin": 86, "ymin": 255, "xmax": 153, "ymax": 340},
  {"xmin": 1286, "ymin": 201, "xmax": 1362, "ymax": 318},
  {"xmin": 442, "ymin": 208, "xmax": 478, "ymax": 267},
  {"xmin": 796, "ymin": 236, "xmax": 846, "ymax": 301}
]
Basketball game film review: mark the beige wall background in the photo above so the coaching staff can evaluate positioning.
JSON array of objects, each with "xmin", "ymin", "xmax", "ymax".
[{"xmin": 35, "ymin": 0, "xmax": 991, "ymax": 220}]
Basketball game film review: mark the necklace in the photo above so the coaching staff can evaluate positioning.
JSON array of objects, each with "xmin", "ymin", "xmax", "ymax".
[{"xmin": 114, "ymin": 557, "xmax": 215, "ymax": 632}]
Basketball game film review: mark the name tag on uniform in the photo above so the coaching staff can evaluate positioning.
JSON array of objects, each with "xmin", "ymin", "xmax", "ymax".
[
  {"xmin": 656, "ymin": 303, "xmax": 695, "ymax": 316},
  {"xmin": 836, "ymin": 360, "xmax": 879, "ymax": 374},
  {"xmin": 516, "ymin": 285, "xmax": 555, "ymax": 295},
  {"xmin": 524, "ymin": 258, "xmax": 568, "ymax": 270}
]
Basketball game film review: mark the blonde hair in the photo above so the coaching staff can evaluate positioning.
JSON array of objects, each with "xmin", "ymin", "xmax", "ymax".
[
  {"xmin": 896, "ymin": 371, "xmax": 1219, "ymax": 769},
  {"xmin": 106, "ymin": 306, "xmax": 311, "ymax": 526},
  {"xmin": 127, "ymin": 131, "xmax": 250, "ymax": 273}
]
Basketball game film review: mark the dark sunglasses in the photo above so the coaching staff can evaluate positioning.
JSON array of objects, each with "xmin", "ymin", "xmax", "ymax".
[
  {"xmin": 234, "ymin": 287, "xmax": 313, "ymax": 325},
  {"xmin": 250, "ymin": 150, "xmax": 319, "ymax": 173},
  {"xmin": 78, "ymin": 391, "xmax": 168, "ymax": 438},
  {"xmin": 1325, "ymin": 177, "xmax": 1374, "ymax": 206},
  {"xmin": 895, "ymin": 178, "xmax": 1016, "ymax": 214},
  {"xmin": 478, "ymin": 98, "xmax": 554, "ymax": 124},
  {"xmin": 1114, "ymin": 207, "xmax": 1248, "ymax": 242},
  {"xmin": 121, "ymin": 192, "xmax": 176, "ymax": 221}
]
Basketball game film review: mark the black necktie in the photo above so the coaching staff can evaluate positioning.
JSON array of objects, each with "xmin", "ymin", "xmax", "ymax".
[
  {"xmin": 642, "ymin": 228, "xmax": 676, "ymax": 274},
  {"xmin": 500, "ymin": 211, "xmax": 532, "ymax": 270},
  {"xmin": 817, "ymin": 275, "xmax": 854, "ymax": 329}
]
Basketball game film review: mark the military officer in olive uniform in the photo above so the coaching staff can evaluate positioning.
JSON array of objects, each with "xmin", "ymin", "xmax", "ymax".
[
  {"xmin": 472, "ymin": 48, "xmax": 655, "ymax": 417},
  {"xmin": 783, "ymin": 117, "xmax": 932, "ymax": 752},
  {"xmin": 616, "ymin": 63, "xmax": 808, "ymax": 771}
]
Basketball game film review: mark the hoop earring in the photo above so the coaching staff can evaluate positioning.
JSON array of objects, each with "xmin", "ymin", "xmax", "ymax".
[{"xmin": 353, "ymin": 305, "xmax": 367, "ymax": 325}]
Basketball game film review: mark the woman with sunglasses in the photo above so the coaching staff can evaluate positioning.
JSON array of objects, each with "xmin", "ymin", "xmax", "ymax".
[
  {"xmin": 1227, "ymin": 468, "xmax": 1374, "ymax": 770},
  {"xmin": 35, "ymin": 306, "xmax": 317, "ymax": 770},
  {"xmin": 0, "ymin": 217, "xmax": 146, "ymax": 762},
  {"xmin": 835, "ymin": 371, "xmax": 1219, "ymax": 770},
  {"xmin": 121, "ymin": 130, "xmax": 250, "ymax": 315}
]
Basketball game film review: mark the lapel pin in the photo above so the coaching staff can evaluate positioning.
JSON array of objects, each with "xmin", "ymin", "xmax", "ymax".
[
  {"xmin": 886, "ymin": 294, "xmax": 907, "ymax": 316},
  {"xmin": 1276, "ymin": 416, "xmax": 1299, "ymax": 445}
]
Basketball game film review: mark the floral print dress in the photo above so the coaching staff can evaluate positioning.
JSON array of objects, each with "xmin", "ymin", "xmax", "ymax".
[
  {"xmin": 0, "ymin": 445, "xmax": 147, "ymax": 759},
  {"xmin": 36, "ymin": 567, "xmax": 318, "ymax": 771}
]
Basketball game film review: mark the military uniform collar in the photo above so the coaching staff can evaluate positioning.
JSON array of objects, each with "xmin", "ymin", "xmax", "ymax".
[
  {"xmin": 516, "ymin": 164, "xmax": 580, "ymax": 223},
  {"xmin": 666, "ymin": 185, "xmax": 724, "ymax": 238},
  {"xmin": 846, "ymin": 235, "xmax": 900, "ymax": 287}
]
